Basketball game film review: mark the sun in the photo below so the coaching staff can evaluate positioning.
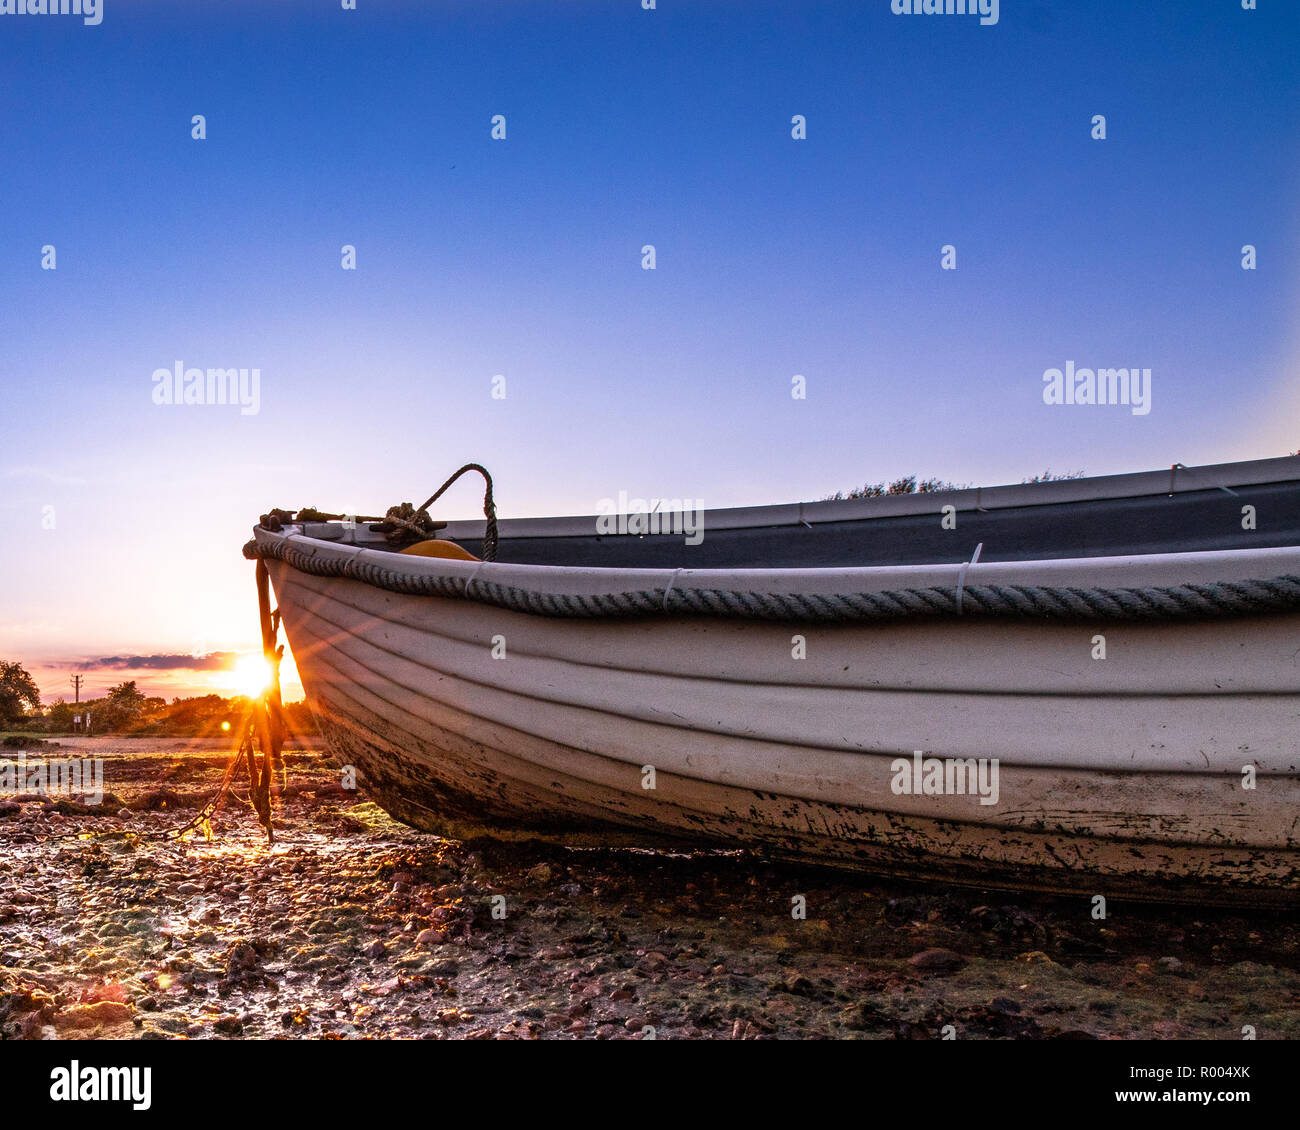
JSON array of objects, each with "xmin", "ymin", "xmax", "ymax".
[{"xmin": 228, "ymin": 654, "xmax": 273, "ymax": 699}]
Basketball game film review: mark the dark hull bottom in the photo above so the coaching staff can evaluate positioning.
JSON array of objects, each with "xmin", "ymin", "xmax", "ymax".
[{"xmin": 311, "ymin": 705, "xmax": 1300, "ymax": 911}]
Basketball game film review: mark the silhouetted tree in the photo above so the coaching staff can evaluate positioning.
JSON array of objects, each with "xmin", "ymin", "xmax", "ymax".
[{"xmin": 0, "ymin": 660, "xmax": 41, "ymax": 726}]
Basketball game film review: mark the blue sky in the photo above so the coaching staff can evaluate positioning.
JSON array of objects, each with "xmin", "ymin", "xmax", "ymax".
[{"xmin": 1, "ymin": 0, "xmax": 1297, "ymax": 698}]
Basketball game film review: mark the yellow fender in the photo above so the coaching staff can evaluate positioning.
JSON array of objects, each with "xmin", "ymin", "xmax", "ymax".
[{"xmin": 398, "ymin": 539, "xmax": 481, "ymax": 562}]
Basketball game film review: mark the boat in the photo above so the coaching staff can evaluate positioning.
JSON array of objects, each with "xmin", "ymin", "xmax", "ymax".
[{"xmin": 245, "ymin": 456, "xmax": 1300, "ymax": 906}]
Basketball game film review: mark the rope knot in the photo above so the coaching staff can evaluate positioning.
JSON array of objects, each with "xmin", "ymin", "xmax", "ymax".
[{"xmin": 375, "ymin": 502, "xmax": 443, "ymax": 549}]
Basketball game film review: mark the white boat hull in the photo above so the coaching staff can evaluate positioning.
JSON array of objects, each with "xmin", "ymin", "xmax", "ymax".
[{"xmin": 265, "ymin": 557, "xmax": 1300, "ymax": 906}]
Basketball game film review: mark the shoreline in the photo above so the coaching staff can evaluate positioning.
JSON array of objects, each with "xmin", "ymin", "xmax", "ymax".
[{"xmin": 1, "ymin": 743, "xmax": 1297, "ymax": 1040}]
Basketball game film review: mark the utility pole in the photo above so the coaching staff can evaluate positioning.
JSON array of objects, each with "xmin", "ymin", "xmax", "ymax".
[{"xmin": 71, "ymin": 674, "xmax": 83, "ymax": 704}]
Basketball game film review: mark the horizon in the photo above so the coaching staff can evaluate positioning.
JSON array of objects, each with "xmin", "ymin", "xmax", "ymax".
[{"xmin": 2, "ymin": 0, "xmax": 1297, "ymax": 702}]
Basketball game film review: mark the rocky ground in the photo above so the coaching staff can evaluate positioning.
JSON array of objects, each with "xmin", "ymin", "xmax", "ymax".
[{"xmin": 1, "ymin": 737, "xmax": 1297, "ymax": 1040}]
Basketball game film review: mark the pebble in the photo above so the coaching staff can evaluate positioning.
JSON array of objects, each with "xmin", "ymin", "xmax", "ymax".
[
  {"xmin": 1015, "ymin": 950, "xmax": 1056, "ymax": 965},
  {"xmin": 908, "ymin": 948, "xmax": 966, "ymax": 972},
  {"xmin": 781, "ymin": 972, "xmax": 815, "ymax": 995},
  {"xmin": 55, "ymin": 1001, "xmax": 132, "ymax": 1031}
]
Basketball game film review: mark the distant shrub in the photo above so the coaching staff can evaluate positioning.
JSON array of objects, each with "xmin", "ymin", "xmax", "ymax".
[
  {"xmin": 824, "ymin": 475, "xmax": 966, "ymax": 501},
  {"xmin": 1021, "ymin": 470, "xmax": 1085, "ymax": 483},
  {"xmin": 824, "ymin": 469, "xmax": 1089, "ymax": 501}
]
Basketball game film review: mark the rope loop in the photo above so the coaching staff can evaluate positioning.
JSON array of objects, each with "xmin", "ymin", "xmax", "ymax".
[{"xmin": 417, "ymin": 463, "xmax": 498, "ymax": 562}]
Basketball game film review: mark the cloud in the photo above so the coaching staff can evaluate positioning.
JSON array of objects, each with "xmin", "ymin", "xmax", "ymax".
[{"xmin": 72, "ymin": 652, "xmax": 241, "ymax": 672}]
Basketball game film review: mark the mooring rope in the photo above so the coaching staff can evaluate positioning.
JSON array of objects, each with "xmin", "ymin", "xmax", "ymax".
[
  {"xmin": 147, "ymin": 563, "xmax": 284, "ymax": 843},
  {"xmin": 147, "ymin": 727, "xmax": 256, "ymax": 841}
]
